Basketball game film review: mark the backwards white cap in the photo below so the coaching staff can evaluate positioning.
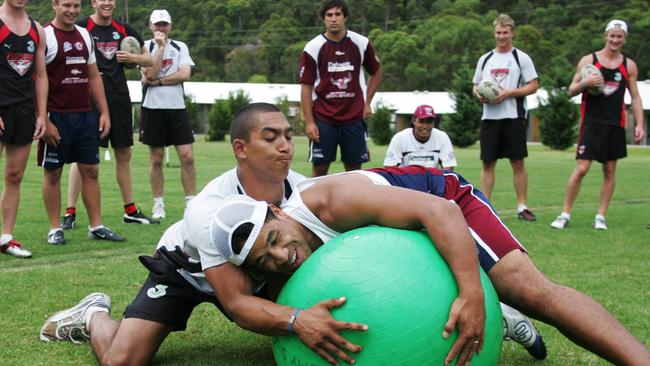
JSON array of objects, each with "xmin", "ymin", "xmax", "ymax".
[
  {"xmin": 605, "ymin": 19, "xmax": 627, "ymax": 34},
  {"xmin": 209, "ymin": 195, "xmax": 267, "ymax": 266}
]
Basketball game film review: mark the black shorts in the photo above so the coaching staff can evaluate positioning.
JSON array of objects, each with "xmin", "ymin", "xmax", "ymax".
[
  {"xmin": 309, "ymin": 119, "xmax": 370, "ymax": 165},
  {"xmin": 99, "ymin": 93, "xmax": 133, "ymax": 149},
  {"xmin": 141, "ymin": 108, "xmax": 194, "ymax": 147},
  {"xmin": 39, "ymin": 111, "xmax": 100, "ymax": 169},
  {"xmin": 480, "ymin": 118, "xmax": 528, "ymax": 161},
  {"xmin": 576, "ymin": 123, "xmax": 627, "ymax": 163},
  {"xmin": 0, "ymin": 100, "xmax": 36, "ymax": 146}
]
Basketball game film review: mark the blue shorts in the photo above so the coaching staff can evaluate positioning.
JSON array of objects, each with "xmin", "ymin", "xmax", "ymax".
[
  {"xmin": 40, "ymin": 111, "xmax": 100, "ymax": 170},
  {"xmin": 309, "ymin": 120, "xmax": 369, "ymax": 165}
]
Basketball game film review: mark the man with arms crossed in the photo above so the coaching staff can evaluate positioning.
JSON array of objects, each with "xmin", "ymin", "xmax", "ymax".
[
  {"xmin": 550, "ymin": 19, "xmax": 645, "ymax": 230},
  {"xmin": 473, "ymin": 13, "xmax": 538, "ymax": 221},
  {"xmin": 141, "ymin": 9, "xmax": 195, "ymax": 220},
  {"xmin": 0, "ymin": 0, "xmax": 46, "ymax": 258},
  {"xmin": 215, "ymin": 166, "xmax": 650, "ymax": 366},
  {"xmin": 41, "ymin": 0, "xmax": 124, "ymax": 244},
  {"xmin": 301, "ymin": 0, "xmax": 381, "ymax": 177},
  {"xmin": 62, "ymin": 0, "xmax": 157, "ymax": 230}
]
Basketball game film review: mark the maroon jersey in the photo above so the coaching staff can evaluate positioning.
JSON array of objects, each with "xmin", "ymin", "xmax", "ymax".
[
  {"xmin": 0, "ymin": 18, "xmax": 39, "ymax": 107},
  {"xmin": 44, "ymin": 24, "xmax": 94, "ymax": 113},
  {"xmin": 581, "ymin": 53, "xmax": 629, "ymax": 128},
  {"xmin": 300, "ymin": 30, "xmax": 380, "ymax": 125}
]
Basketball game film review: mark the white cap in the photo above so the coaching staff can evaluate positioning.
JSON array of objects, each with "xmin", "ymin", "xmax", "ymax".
[
  {"xmin": 150, "ymin": 9, "xmax": 172, "ymax": 24},
  {"xmin": 605, "ymin": 19, "xmax": 627, "ymax": 34},
  {"xmin": 209, "ymin": 195, "xmax": 267, "ymax": 266}
]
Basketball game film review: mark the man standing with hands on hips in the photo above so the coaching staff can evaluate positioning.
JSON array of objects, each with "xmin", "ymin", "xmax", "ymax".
[{"xmin": 141, "ymin": 9, "xmax": 196, "ymax": 220}]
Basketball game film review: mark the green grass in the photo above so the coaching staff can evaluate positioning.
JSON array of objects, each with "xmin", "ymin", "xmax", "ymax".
[{"xmin": 1, "ymin": 137, "xmax": 648, "ymax": 365}]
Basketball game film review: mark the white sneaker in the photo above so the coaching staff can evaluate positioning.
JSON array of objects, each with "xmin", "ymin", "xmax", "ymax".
[
  {"xmin": 550, "ymin": 216, "xmax": 569, "ymax": 229},
  {"xmin": 0, "ymin": 239, "xmax": 32, "ymax": 258},
  {"xmin": 152, "ymin": 202, "xmax": 166, "ymax": 220},
  {"xmin": 39, "ymin": 292, "xmax": 111, "ymax": 344},
  {"xmin": 594, "ymin": 217, "xmax": 608, "ymax": 230},
  {"xmin": 501, "ymin": 303, "xmax": 547, "ymax": 359}
]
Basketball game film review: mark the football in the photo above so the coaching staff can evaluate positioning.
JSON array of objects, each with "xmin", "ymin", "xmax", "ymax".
[
  {"xmin": 119, "ymin": 36, "xmax": 141, "ymax": 69},
  {"xmin": 478, "ymin": 80, "xmax": 503, "ymax": 103},
  {"xmin": 579, "ymin": 64, "xmax": 604, "ymax": 95}
]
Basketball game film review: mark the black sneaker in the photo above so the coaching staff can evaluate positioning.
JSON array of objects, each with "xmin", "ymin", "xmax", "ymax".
[
  {"xmin": 124, "ymin": 210, "xmax": 160, "ymax": 224},
  {"xmin": 517, "ymin": 209, "xmax": 537, "ymax": 222},
  {"xmin": 61, "ymin": 213, "xmax": 76, "ymax": 230},
  {"xmin": 87, "ymin": 226, "xmax": 125, "ymax": 242}
]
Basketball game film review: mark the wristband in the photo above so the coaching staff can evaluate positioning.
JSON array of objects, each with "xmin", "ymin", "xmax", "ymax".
[
  {"xmin": 288, "ymin": 308, "xmax": 302, "ymax": 335},
  {"xmin": 579, "ymin": 80, "xmax": 585, "ymax": 90}
]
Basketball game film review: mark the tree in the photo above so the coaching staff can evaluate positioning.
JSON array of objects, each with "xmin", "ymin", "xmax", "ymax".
[
  {"xmin": 443, "ymin": 63, "xmax": 483, "ymax": 147},
  {"xmin": 206, "ymin": 90, "xmax": 251, "ymax": 141},
  {"xmin": 538, "ymin": 89, "xmax": 579, "ymax": 150},
  {"xmin": 367, "ymin": 104, "xmax": 393, "ymax": 145}
]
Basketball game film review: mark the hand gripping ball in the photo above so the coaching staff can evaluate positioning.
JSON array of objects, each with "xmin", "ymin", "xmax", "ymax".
[{"xmin": 273, "ymin": 227, "xmax": 503, "ymax": 366}]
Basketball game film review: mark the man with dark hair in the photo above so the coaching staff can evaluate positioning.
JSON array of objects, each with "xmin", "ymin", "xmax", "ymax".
[
  {"xmin": 215, "ymin": 166, "xmax": 650, "ymax": 366},
  {"xmin": 301, "ymin": 0, "xmax": 382, "ymax": 177},
  {"xmin": 0, "ymin": 0, "xmax": 47, "ymax": 258},
  {"xmin": 62, "ymin": 0, "xmax": 157, "ymax": 230}
]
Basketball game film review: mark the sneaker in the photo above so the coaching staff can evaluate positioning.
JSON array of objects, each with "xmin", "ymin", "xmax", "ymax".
[
  {"xmin": 124, "ymin": 209, "xmax": 160, "ymax": 224},
  {"xmin": 501, "ymin": 303, "xmax": 547, "ymax": 360},
  {"xmin": 517, "ymin": 209, "xmax": 537, "ymax": 221},
  {"xmin": 47, "ymin": 229, "xmax": 65, "ymax": 245},
  {"xmin": 594, "ymin": 217, "xmax": 608, "ymax": 230},
  {"xmin": 88, "ymin": 226, "xmax": 125, "ymax": 241},
  {"xmin": 550, "ymin": 216, "xmax": 569, "ymax": 229},
  {"xmin": 0, "ymin": 239, "xmax": 32, "ymax": 258},
  {"xmin": 61, "ymin": 213, "xmax": 76, "ymax": 230},
  {"xmin": 39, "ymin": 292, "xmax": 111, "ymax": 344},
  {"xmin": 152, "ymin": 202, "xmax": 166, "ymax": 220}
]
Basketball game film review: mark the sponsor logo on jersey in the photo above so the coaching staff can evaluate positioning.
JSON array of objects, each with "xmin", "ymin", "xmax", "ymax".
[
  {"xmin": 70, "ymin": 68, "xmax": 82, "ymax": 75},
  {"xmin": 66, "ymin": 56, "xmax": 86, "ymax": 65},
  {"xmin": 327, "ymin": 61, "xmax": 354, "ymax": 72},
  {"xmin": 74, "ymin": 42, "xmax": 84, "ymax": 51},
  {"xmin": 614, "ymin": 72, "xmax": 622, "ymax": 82},
  {"xmin": 147, "ymin": 284, "xmax": 168, "ymax": 299},
  {"xmin": 300, "ymin": 66, "xmax": 305, "ymax": 78},
  {"xmin": 159, "ymin": 58, "xmax": 173, "ymax": 76},
  {"xmin": 490, "ymin": 68, "xmax": 509, "ymax": 84},
  {"xmin": 3, "ymin": 43, "xmax": 11, "ymax": 49},
  {"xmin": 112, "ymin": 31, "xmax": 120, "ymax": 40},
  {"xmin": 61, "ymin": 77, "xmax": 89, "ymax": 85},
  {"xmin": 6, "ymin": 52, "xmax": 34, "ymax": 76},
  {"xmin": 97, "ymin": 41, "xmax": 118, "ymax": 60},
  {"xmin": 27, "ymin": 40, "xmax": 35, "ymax": 53},
  {"xmin": 330, "ymin": 72, "xmax": 352, "ymax": 90},
  {"xmin": 63, "ymin": 41, "xmax": 73, "ymax": 53},
  {"xmin": 335, "ymin": 50, "xmax": 345, "ymax": 56},
  {"xmin": 603, "ymin": 81, "xmax": 619, "ymax": 97}
]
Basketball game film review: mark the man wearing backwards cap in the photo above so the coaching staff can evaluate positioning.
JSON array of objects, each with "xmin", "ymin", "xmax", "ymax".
[
  {"xmin": 214, "ymin": 166, "xmax": 650, "ymax": 366},
  {"xmin": 384, "ymin": 104, "xmax": 457, "ymax": 170},
  {"xmin": 551, "ymin": 19, "xmax": 645, "ymax": 231}
]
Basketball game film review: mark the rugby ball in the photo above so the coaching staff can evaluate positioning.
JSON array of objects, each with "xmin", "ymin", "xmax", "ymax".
[
  {"xmin": 478, "ymin": 80, "xmax": 503, "ymax": 103},
  {"xmin": 579, "ymin": 64, "xmax": 604, "ymax": 95},
  {"xmin": 119, "ymin": 36, "xmax": 141, "ymax": 69}
]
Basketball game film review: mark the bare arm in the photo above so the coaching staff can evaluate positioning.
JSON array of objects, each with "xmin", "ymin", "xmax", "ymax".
[
  {"xmin": 32, "ymin": 22, "xmax": 48, "ymax": 140},
  {"xmin": 88, "ymin": 63, "xmax": 110, "ymax": 138},
  {"xmin": 301, "ymin": 83, "xmax": 319, "ymax": 143},
  {"xmin": 568, "ymin": 55, "xmax": 603, "ymax": 97},
  {"xmin": 115, "ymin": 44, "xmax": 153, "ymax": 68},
  {"xmin": 493, "ymin": 78, "xmax": 539, "ymax": 104},
  {"xmin": 205, "ymin": 263, "xmax": 367, "ymax": 366},
  {"xmin": 363, "ymin": 65, "xmax": 382, "ymax": 120},
  {"xmin": 142, "ymin": 32, "xmax": 166, "ymax": 81},
  {"xmin": 625, "ymin": 59, "xmax": 645, "ymax": 143}
]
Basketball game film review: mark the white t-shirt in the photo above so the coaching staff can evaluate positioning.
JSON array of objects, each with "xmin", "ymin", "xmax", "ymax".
[
  {"xmin": 473, "ymin": 48, "xmax": 537, "ymax": 120},
  {"xmin": 383, "ymin": 128, "xmax": 457, "ymax": 168},
  {"xmin": 142, "ymin": 39, "xmax": 194, "ymax": 109}
]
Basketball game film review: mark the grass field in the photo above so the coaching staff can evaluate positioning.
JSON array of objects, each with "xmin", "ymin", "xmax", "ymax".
[{"xmin": 0, "ymin": 136, "xmax": 648, "ymax": 365}]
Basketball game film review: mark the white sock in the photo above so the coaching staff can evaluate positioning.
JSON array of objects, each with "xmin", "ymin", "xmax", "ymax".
[
  {"xmin": 89, "ymin": 224, "xmax": 105, "ymax": 232},
  {"xmin": 83, "ymin": 306, "xmax": 109, "ymax": 332},
  {"xmin": 153, "ymin": 197, "xmax": 164, "ymax": 206},
  {"xmin": 1, "ymin": 234, "xmax": 13, "ymax": 245},
  {"xmin": 184, "ymin": 195, "xmax": 195, "ymax": 205},
  {"xmin": 517, "ymin": 204, "xmax": 528, "ymax": 213},
  {"xmin": 560, "ymin": 212, "xmax": 571, "ymax": 220},
  {"xmin": 48, "ymin": 228, "xmax": 62, "ymax": 236},
  {"xmin": 595, "ymin": 214, "xmax": 605, "ymax": 221}
]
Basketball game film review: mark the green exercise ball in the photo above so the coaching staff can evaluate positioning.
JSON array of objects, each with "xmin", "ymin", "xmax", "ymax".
[{"xmin": 273, "ymin": 227, "xmax": 502, "ymax": 366}]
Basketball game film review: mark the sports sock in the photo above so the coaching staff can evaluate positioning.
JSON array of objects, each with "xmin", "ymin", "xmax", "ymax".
[
  {"xmin": 153, "ymin": 197, "xmax": 164, "ymax": 206},
  {"xmin": 184, "ymin": 195, "xmax": 195, "ymax": 205},
  {"xmin": 560, "ymin": 212, "xmax": 571, "ymax": 220},
  {"xmin": 65, "ymin": 207, "xmax": 76, "ymax": 216},
  {"xmin": 48, "ymin": 228, "xmax": 62, "ymax": 236},
  {"xmin": 83, "ymin": 306, "xmax": 109, "ymax": 332},
  {"xmin": 595, "ymin": 214, "xmax": 605, "ymax": 221},
  {"xmin": 89, "ymin": 224, "xmax": 105, "ymax": 232},
  {"xmin": 517, "ymin": 204, "xmax": 528, "ymax": 213},
  {"xmin": 1, "ymin": 234, "xmax": 13, "ymax": 245},
  {"xmin": 124, "ymin": 202, "xmax": 138, "ymax": 215}
]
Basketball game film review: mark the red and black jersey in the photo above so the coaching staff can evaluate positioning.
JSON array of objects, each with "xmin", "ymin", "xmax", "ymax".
[
  {"xmin": 77, "ymin": 16, "xmax": 143, "ymax": 94},
  {"xmin": 581, "ymin": 53, "xmax": 629, "ymax": 128},
  {"xmin": 0, "ymin": 18, "xmax": 39, "ymax": 107}
]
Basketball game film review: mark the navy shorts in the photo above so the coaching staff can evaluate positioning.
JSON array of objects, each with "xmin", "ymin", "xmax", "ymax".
[
  {"xmin": 40, "ymin": 111, "xmax": 99, "ymax": 170},
  {"xmin": 0, "ymin": 100, "xmax": 36, "ymax": 146},
  {"xmin": 141, "ymin": 108, "xmax": 194, "ymax": 147},
  {"xmin": 309, "ymin": 119, "xmax": 369, "ymax": 165},
  {"xmin": 99, "ymin": 93, "xmax": 133, "ymax": 149},
  {"xmin": 369, "ymin": 166, "xmax": 527, "ymax": 272},
  {"xmin": 480, "ymin": 118, "xmax": 528, "ymax": 161},
  {"xmin": 576, "ymin": 123, "xmax": 627, "ymax": 163}
]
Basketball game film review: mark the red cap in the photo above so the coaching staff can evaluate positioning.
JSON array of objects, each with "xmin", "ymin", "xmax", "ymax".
[{"xmin": 413, "ymin": 104, "xmax": 436, "ymax": 119}]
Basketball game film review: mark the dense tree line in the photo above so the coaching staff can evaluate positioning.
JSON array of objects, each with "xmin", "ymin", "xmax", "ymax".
[{"xmin": 28, "ymin": 0, "xmax": 650, "ymax": 90}]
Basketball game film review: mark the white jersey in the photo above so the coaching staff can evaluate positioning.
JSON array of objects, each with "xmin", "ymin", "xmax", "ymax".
[
  {"xmin": 142, "ymin": 39, "xmax": 194, "ymax": 109},
  {"xmin": 282, "ymin": 171, "xmax": 388, "ymax": 243},
  {"xmin": 383, "ymin": 128, "xmax": 457, "ymax": 169},
  {"xmin": 473, "ymin": 48, "xmax": 537, "ymax": 120}
]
